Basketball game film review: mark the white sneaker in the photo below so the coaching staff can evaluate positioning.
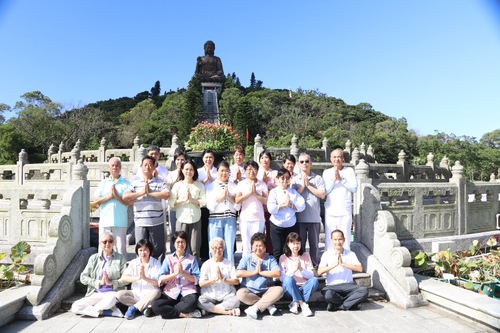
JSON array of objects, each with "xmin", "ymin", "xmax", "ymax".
[
  {"xmin": 188, "ymin": 309, "xmax": 202, "ymax": 318},
  {"xmin": 288, "ymin": 301, "xmax": 299, "ymax": 314},
  {"xmin": 267, "ymin": 305, "xmax": 280, "ymax": 316},
  {"xmin": 244, "ymin": 305, "xmax": 258, "ymax": 319},
  {"xmin": 301, "ymin": 303, "xmax": 313, "ymax": 317},
  {"xmin": 110, "ymin": 306, "xmax": 124, "ymax": 318}
]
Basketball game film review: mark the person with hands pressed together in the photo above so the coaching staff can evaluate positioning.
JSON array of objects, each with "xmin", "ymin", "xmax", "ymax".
[
  {"xmin": 279, "ymin": 232, "xmax": 318, "ymax": 317},
  {"xmin": 116, "ymin": 239, "xmax": 161, "ymax": 319},
  {"xmin": 152, "ymin": 231, "xmax": 202, "ymax": 319},
  {"xmin": 198, "ymin": 149, "xmax": 217, "ymax": 261},
  {"xmin": 71, "ymin": 232, "xmax": 127, "ymax": 318},
  {"xmin": 322, "ymin": 148, "xmax": 358, "ymax": 250},
  {"xmin": 235, "ymin": 161, "xmax": 268, "ymax": 257},
  {"xmin": 169, "ymin": 160, "xmax": 206, "ymax": 262},
  {"xmin": 236, "ymin": 232, "xmax": 284, "ymax": 319},
  {"xmin": 267, "ymin": 168, "xmax": 305, "ymax": 259},
  {"xmin": 124, "ymin": 155, "xmax": 170, "ymax": 261},
  {"xmin": 197, "ymin": 237, "xmax": 241, "ymax": 316},
  {"xmin": 318, "ymin": 230, "xmax": 368, "ymax": 311},
  {"xmin": 93, "ymin": 157, "xmax": 132, "ymax": 257},
  {"xmin": 291, "ymin": 153, "xmax": 326, "ymax": 268},
  {"xmin": 166, "ymin": 151, "xmax": 188, "ymax": 253},
  {"xmin": 206, "ymin": 161, "xmax": 238, "ymax": 264}
]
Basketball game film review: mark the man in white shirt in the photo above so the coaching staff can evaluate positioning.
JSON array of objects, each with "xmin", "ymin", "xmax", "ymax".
[
  {"xmin": 317, "ymin": 229, "xmax": 368, "ymax": 311},
  {"xmin": 322, "ymin": 148, "xmax": 357, "ymax": 250}
]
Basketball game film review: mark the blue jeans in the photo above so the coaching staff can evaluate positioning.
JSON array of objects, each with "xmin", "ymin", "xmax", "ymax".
[
  {"xmin": 282, "ymin": 275, "xmax": 319, "ymax": 303},
  {"xmin": 208, "ymin": 216, "xmax": 237, "ymax": 264}
]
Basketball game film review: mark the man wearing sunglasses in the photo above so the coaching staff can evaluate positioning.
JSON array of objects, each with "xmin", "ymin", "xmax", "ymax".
[{"xmin": 292, "ymin": 153, "xmax": 326, "ymax": 268}]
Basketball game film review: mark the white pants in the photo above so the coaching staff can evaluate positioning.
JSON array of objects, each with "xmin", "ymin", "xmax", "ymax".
[
  {"xmin": 71, "ymin": 292, "xmax": 117, "ymax": 317},
  {"xmin": 239, "ymin": 220, "xmax": 265, "ymax": 257},
  {"xmin": 324, "ymin": 215, "xmax": 352, "ymax": 250},
  {"xmin": 99, "ymin": 226, "xmax": 127, "ymax": 259}
]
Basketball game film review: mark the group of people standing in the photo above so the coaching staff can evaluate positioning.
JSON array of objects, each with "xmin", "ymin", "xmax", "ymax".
[{"xmin": 72, "ymin": 145, "xmax": 368, "ymax": 320}]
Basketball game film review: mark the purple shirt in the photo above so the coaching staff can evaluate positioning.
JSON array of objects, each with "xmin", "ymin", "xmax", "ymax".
[{"xmin": 158, "ymin": 253, "xmax": 200, "ymax": 299}]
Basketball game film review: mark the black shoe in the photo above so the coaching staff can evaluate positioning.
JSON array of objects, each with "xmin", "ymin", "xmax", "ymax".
[
  {"xmin": 326, "ymin": 303, "xmax": 339, "ymax": 312},
  {"xmin": 143, "ymin": 305, "xmax": 153, "ymax": 317}
]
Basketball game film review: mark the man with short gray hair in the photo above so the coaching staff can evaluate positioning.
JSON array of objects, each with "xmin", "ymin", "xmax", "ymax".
[
  {"xmin": 94, "ymin": 157, "xmax": 132, "ymax": 257},
  {"xmin": 292, "ymin": 153, "xmax": 326, "ymax": 267}
]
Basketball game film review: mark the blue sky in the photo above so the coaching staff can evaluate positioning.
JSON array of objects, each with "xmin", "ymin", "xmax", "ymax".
[{"xmin": 1, "ymin": 0, "xmax": 499, "ymax": 140}]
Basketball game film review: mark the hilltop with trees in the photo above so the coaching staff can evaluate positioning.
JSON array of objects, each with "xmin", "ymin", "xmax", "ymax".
[{"xmin": 0, "ymin": 73, "xmax": 498, "ymax": 181}]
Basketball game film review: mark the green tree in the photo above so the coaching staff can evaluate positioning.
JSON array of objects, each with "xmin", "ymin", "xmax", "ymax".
[
  {"xmin": 117, "ymin": 99, "xmax": 157, "ymax": 147},
  {"xmin": 178, "ymin": 76, "xmax": 202, "ymax": 141},
  {"xmin": 480, "ymin": 129, "xmax": 500, "ymax": 148},
  {"xmin": 219, "ymin": 87, "xmax": 242, "ymax": 125},
  {"xmin": 10, "ymin": 91, "xmax": 64, "ymax": 154},
  {"xmin": 0, "ymin": 123, "xmax": 26, "ymax": 164},
  {"xmin": 151, "ymin": 80, "xmax": 161, "ymax": 97}
]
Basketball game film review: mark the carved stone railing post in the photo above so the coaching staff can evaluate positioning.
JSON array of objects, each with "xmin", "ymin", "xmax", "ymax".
[
  {"xmin": 167, "ymin": 134, "xmax": 180, "ymax": 170},
  {"xmin": 367, "ymin": 144, "xmax": 375, "ymax": 163},
  {"xmin": 322, "ymin": 137, "xmax": 330, "ymax": 161},
  {"xmin": 132, "ymin": 136, "xmax": 141, "ymax": 163},
  {"xmin": 58, "ymin": 141, "xmax": 64, "ymax": 164},
  {"xmin": 99, "ymin": 137, "xmax": 107, "ymax": 162},
  {"xmin": 344, "ymin": 140, "xmax": 352, "ymax": 162},
  {"xmin": 70, "ymin": 140, "xmax": 81, "ymax": 162},
  {"xmin": 359, "ymin": 142, "xmax": 366, "ymax": 160},
  {"xmin": 290, "ymin": 135, "xmax": 299, "ymax": 160},
  {"xmin": 397, "ymin": 150, "xmax": 409, "ymax": 182},
  {"xmin": 253, "ymin": 134, "xmax": 264, "ymax": 162},
  {"xmin": 17, "ymin": 149, "xmax": 28, "ymax": 185},
  {"xmin": 47, "ymin": 144, "xmax": 57, "ymax": 163},
  {"xmin": 354, "ymin": 159, "xmax": 371, "ymax": 242},
  {"xmin": 351, "ymin": 147, "xmax": 360, "ymax": 166},
  {"xmin": 450, "ymin": 161, "xmax": 466, "ymax": 234}
]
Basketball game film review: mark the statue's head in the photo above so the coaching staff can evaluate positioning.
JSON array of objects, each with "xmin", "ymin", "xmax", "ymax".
[{"xmin": 204, "ymin": 40, "xmax": 215, "ymax": 55}]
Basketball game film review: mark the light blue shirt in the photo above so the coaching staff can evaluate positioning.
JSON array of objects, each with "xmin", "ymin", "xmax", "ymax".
[{"xmin": 94, "ymin": 175, "xmax": 130, "ymax": 228}]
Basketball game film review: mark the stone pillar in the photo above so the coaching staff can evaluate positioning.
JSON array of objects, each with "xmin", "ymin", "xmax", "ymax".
[
  {"xmin": 397, "ymin": 150, "xmax": 409, "ymax": 182},
  {"xmin": 450, "ymin": 161, "xmax": 466, "ymax": 234},
  {"xmin": 17, "ymin": 149, "xmax": 28, "ymax": 185},
  {"xmin": 354, "ymin": 159, "xmax": 371, "ymax": 243},
  {"xmin": 322, "ymin": 137, "xmax": 330, "ymax": 162},
  {"xmin": 351, "ymin": 147, "xmax": 360, "ymax": 166},
  {"xmin": 132, "ymin": 136, "xmax": 141, "ymax": 163},
  {"xmin": 47, "ymin": 144, "xmax": 57, "ymax": 163},
  {"xmin": 71, "ymin": 140, "xmax": 81, "ymax": 162},
  {"xmin": 344, "ymin": 140, "xmax": 352, "ymax": 162},
  {"xmin": 99, "ymin": 137, "xmax": 107, "ymax": 162},
  {"xmin": 71, "ymin": 159, "xmax": 90, "ymax": 248},
  {"xmin": 133, "ymin": 144, "xmax": 147, "ymax": 175},
  {"xmin": 359, "ymin": 142, "xmax": 366, "ymax": 160},
  {"xmin": 201, "ymin": 82, "xmax": 222, "ymax": 124},
  {"xmin": 254, "ymin": 134, "xmax": 264, "ymax": 162},
  {"xmin": 167, "ymin": 134, "xmax": 180, "ymax": 171},
  {"xmin": 426, "ymin": 153, "xmax": 436, "ymax": 181},
  {"xmin": 58, "ymin": 141, "xmax": 64, "ymax": 163},
  {"xmin": 290, "ymin": 135, "xmax": 299, "ymax": 160},
  {"xmin": 367, "ymin": 145, "xmax": 375, "ymax": 163}
]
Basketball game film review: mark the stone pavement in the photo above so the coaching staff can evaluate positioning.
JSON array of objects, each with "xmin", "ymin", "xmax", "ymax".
[{"xmin": 4, "ymin": 299, "xmax": 496, "ymax": 332}]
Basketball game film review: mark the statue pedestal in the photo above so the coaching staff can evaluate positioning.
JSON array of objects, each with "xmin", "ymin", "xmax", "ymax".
[{"xmin": 201, "ymin": 82, "xmax": 222, "ymax": 124}]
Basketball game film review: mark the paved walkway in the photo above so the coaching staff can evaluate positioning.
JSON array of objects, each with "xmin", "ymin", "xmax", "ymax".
[
  {"xmin": 4, "ymin": 235, "xmax": 497, "ymax": 332},
  {"xmin": 4, "ymin": 300, "xmax": 496, "ymax": 332}
]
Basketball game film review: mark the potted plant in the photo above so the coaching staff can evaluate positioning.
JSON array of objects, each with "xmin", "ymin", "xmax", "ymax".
[{"xmin": 412, "ymin": 236, "xmax": 499, "ymax": 298}]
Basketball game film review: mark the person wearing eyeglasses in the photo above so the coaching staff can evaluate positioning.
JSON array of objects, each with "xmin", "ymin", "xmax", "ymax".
[
  {"xmin": 71, "ymin": 231, "xmax": 127, "ymax": 318},
  {"xmin": 291, "ymin": 153, "xmax": 326, "ymax": 268},
  {"xmin": 267, "ymin": 168, "xmax": 305, "ymax": 259},
  {"xmin": 152, "ymin": 231, "xmax": 202, "ymax": 319},
  {"xmin": 235, "ymin": 160, "xmax": 268, "ymax": 257},
  {"xmin": 166, "ymin": 151, "xmax": 188, "ymax": 253},
  {"xmin": 197, "ymin": 237, "xmax": 240, "ymax": 316}
]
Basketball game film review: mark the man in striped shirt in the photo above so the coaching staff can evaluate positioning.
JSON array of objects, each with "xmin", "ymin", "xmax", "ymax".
[{"xmin": 124, "ymin": 156, "xmax": 170, "ymax": 261}]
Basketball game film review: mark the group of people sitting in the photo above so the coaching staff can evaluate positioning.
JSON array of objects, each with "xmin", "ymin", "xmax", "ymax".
[
  {"xmin": 78, "ymin": 146, "xmax": 368, "ymax": 320},
  {"xmin": 72, "ymin": 228, "xmax": 368, "ymax": 320}
]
